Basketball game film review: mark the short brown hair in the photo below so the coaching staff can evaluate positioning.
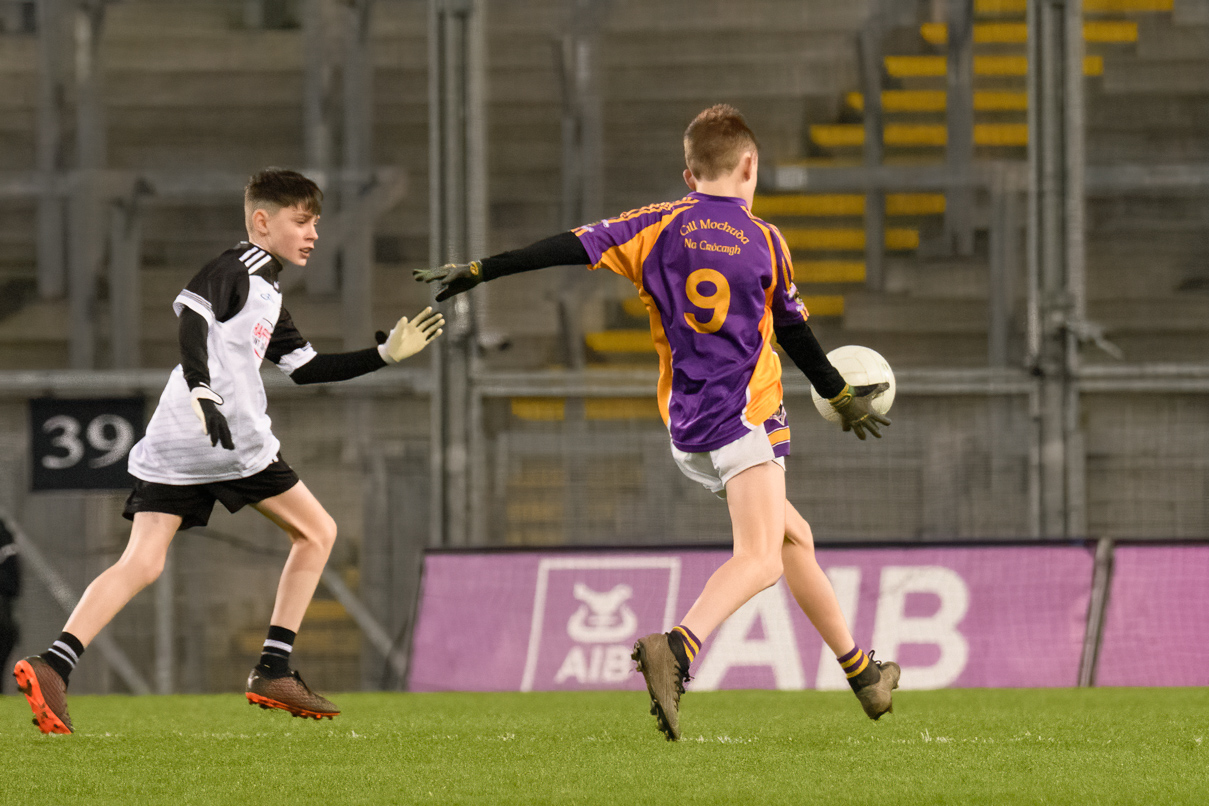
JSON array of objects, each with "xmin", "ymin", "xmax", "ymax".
[
  {"xmin": 683, "ymin": 105, "xmax": 759, "ymax": 181},
  {"xmin": 244, "ymin": 168, "xmax": 323, "ymax": 217}
]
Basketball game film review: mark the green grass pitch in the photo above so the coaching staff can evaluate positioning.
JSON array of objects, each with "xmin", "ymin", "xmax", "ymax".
[{"xmin": 3, "ymin": 687, "xmax": 1206, "ymax": 804}]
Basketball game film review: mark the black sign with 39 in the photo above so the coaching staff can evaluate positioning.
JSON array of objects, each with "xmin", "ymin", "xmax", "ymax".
[{"xmin": 29, "ymin": 398, "xmax": 146, "ymax": 491}]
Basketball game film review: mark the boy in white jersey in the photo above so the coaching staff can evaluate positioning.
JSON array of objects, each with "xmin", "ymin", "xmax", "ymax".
[{"xmin": 14, "ymin": 169, "xmax": 443, "ymax": 734}]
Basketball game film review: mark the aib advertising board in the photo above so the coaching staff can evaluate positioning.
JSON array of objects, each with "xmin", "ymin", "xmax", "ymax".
[{"xmin": 410, "ymin": 545, "xmax": 1096, "ymax": 692}]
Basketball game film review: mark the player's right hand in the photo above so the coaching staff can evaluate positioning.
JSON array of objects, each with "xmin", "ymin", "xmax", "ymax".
[
  {"xmin": 413, "ymin": 261, "xmax": 483, "ymax": 302},
  {"xmin": 189, "ymin": 384, "xmax": 235, "ymax": 450},
  {"xmin": 376, "ymin": 306, "xmax": 445, "ymax": 363},
  {"xmin": 828, "ymin": 382, "xmax": 891, "ymax": 440}
]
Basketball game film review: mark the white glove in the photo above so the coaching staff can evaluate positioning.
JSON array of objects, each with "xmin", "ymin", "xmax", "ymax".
[{"xmin": 377, "ymin": 306, "xmax": 445, "ymax": 364}]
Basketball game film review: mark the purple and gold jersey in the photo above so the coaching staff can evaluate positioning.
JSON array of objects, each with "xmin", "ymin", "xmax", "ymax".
[{"xmin": 575, "ymin": 191, "xmax": 808, "ymax": 453}]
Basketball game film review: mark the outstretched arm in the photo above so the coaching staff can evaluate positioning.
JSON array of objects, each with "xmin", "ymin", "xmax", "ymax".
[
  {"xmin": 287, "ymin": 346, "xmax": 387, "ymax": 385},
  {"xmin": 414, "ymin": 231, "xmax": 590, "ymax": 301},
  {"xmin": 285, "ymin": 307, "xmax": 445, "ymax": 385}
]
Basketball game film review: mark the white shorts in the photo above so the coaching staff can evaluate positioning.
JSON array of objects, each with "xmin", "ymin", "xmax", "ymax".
[{"xmin": 671, "ymin": 426, "xmax": 786, "ymax": 499}]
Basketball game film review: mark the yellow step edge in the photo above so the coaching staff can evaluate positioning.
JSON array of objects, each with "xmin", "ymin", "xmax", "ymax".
[
  {"xmin": 887, "ymin": 193, "xmax": 947, "ymax": 215},
  {"xmin": 973, "ymin": 90, "xmax": 1030, "ymax": 111},
  {"xmin": 799, "ymin": 260, "xmax": 866, "ymax": 283},
  {"xmin": 1084, "ymin": 0, "xmax": 1172, "ymax": 10},
  {"xmin": 804, "ymin": 295, "xmax": 846, "ymax": 317},
  {"xmin": 511, "ymin": 397, "xmax": 566, "ymax": 421},
  {"xmin": 585, "ymin": 329, "xmax": 655, "ymax": 353},
  {"xmin": 621, "ymin": 295, "xmax": 647, "ymax": 318},
  {"xmin": 885, "ymin": 54, "xmax": 1103, "ymax": 77},
  {"xmin": 754, "ymin": 194, "xmax": 863, "ymax": 216},
  {"xmin": 510, "ymin": 397, "xmax": 662, "ymax": 422},
  {"xmin": 753, "ymin": 193, "xmax": 945, "ymax": 217},
  {"xmin": 781, "ymin": 228, "xmax": 920, "ymax": 251},
  {"xmin": 846, "ymin": 89, "xmax": 1028, "ymax": 113},
  {"xmin": 584, "ymin": 398, "xmax": 661, "ymax": 420},
  {"xmin": 811, "ymin": 123, "xmax": 1029, "ymax": 148},
  {"xmin": 305, "ymin": 599, "xmax": 351, "ymax": 621},
  {"xmin": 975, "ymin": 0, "xmax": 1170, "ymax": 14},
  {"xmin": 975, "ymin": 122, "xmax": 1030, "ymax": 146},
  {"xmin": 1083, "ymin": 20, "xmax": 1140, "ymax": 41},
  {"xmin": 921, "ymin": 20, "xmax": 1137, "ymax": 45}
]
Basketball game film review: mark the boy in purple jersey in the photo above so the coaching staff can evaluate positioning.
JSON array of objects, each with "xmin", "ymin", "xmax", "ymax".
[
  {"xmin": 14, "ymin": 170, "xmax": 444, "ymax": 734},
  {"xmin": 417, "ymin": 106, "xmax": 897, "ymax": 740}
]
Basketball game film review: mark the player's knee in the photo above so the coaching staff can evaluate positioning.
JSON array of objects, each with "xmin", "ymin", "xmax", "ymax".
[
  {"xmin": 119, "ymin": 553, "xmax": 166, "ymax": 588},
  {"xmin": 754, "ymin": 554, "xmax": 784, "ymax": 590},
  {"xmin": 784, "ymin": 516, "xmax": 815, "ymax": 552},
  {"xmin": 305, "ymin": 514, "xmax": 338, "ymax": 554}
]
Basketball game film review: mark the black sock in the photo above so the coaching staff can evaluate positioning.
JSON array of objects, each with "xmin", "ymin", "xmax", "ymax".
[
  {"xmin": 42, "ymin": 631, "xmax": 85, "ymax": 686},
  {"xmin": 666, "ymin": 625, "xmax": 701, "ymax": 673},
  {"xmin": 838, "ymin": 645, "xmax": 881, "ymax": 692},
  {"xmin": 257, "ymin": 625, "xmax": 296, "ymax": 677}
]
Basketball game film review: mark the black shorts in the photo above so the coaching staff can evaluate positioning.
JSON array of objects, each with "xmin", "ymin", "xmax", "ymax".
[{"xmin": 123, "ymin": 456, "xmax": 300, "ymax": 531}]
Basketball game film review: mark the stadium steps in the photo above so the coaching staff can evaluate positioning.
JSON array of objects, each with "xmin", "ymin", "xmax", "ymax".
[
  {"xmin": 811, "ymin": 0, "xmax": 1169, "ymax": 161},
  {"xmin": 751, "ymin": 0, "xmax": 1207, "ymax": 371},
  {"xmin": 2, "ymin": 0, "xmax": 1206, "ymax": 378}
]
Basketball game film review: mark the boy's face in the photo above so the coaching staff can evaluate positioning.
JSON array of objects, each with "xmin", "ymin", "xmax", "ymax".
[{"xmin": 251, "ymin": 203, "xmax": 319, "ymax": 266}]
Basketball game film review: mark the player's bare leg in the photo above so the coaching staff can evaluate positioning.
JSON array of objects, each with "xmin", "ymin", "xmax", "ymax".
[
  {"xmin": 14, "ymin": 511, "xmax": 179, "ymax": 734},
  {"xmin": 634, "ymin": 461, "xmax": 786, "ymax": 740},
  {"xmin": 244, "ymin": 481, "xmax": 340, "ymax": 719},
  {"xmin": 64, "ymin": 512, "xmax": 180, "ymax": 644},
  {"xmin": 254, "ymin": 482, "xmax": 337, "ymax": 632},
  {"xmin": 781, "ymin": 503, "xmax": 853, "ymax": 654},
  {"xmin": 781, "ymin": 501, "xmax": 899, "ymax": 719},
  {"xmin": 680, "ymin": 461, "xmax": 787, "ymax": 638}
]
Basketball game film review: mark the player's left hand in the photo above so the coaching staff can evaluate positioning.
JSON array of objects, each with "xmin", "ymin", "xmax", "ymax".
[
  {"xmin": 828, "ymin": 382, "xmax": 892, "ymax": 440},
  {"xmin": 376, "ymin": 306, "xmax": 445, "ymax": 364},
  {"xmin": 189, "ymin": 384, "xmax": 235, "ymax": 450},
  {"xmin": 413, "ymin": 261, "xmax": 483, "ymax": 302}
]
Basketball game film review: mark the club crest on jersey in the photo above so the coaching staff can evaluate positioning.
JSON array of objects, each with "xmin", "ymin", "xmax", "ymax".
[{"xmin": 252, "ymin": 319, "xmax": 272, "ymax": 359}]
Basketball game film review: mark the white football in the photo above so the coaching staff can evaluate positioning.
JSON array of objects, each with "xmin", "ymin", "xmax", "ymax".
[{"xmin": 810, "ymin": 345, "xmax": 895, "ymax": 425}]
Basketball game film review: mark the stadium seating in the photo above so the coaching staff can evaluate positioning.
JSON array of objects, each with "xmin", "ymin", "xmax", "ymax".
[
  {"xmin": 1, "ymin": 0, "xmax": 1207, "ymax": 370},
  {"xmin": 746, "ymin": 0, "xmax": 1209, "ymax": 372}
]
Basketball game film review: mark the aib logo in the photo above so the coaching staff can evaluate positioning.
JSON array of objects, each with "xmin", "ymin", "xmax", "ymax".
[
  {"xmin": 566, "ymin": 583, "xmax": 637, "ymax": 644},
  {"xmin": 520, "ymin": 558, "xmax": 680, "ymax": 692}
]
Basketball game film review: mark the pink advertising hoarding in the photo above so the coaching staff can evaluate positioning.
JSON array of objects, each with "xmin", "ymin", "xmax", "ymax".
[
  {"xmin": 1096, "ymin": 544, "xmax": 1209, "ymax": 687},
  {"xmin": 409, "ymin": 545, "xmax": 1094, "ymax": 692}
]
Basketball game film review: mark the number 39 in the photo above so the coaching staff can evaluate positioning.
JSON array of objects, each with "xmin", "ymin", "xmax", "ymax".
[
  {"xmin": 683, "ymin": 269, "xmax": 731, "ymax": 334},
  {"xmin": 42, "ymin": 414, "xmax": 135, "ymax": 470}
]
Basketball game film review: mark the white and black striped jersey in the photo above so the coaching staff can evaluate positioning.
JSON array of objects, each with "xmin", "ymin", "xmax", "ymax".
[{"xmin": 127, "ymin": 243, "xmax": 319, "ymax": 484}]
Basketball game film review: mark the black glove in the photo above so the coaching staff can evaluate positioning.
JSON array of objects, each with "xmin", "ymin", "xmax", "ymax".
[
  {"xmin": 413, "ymin": 261, "xmax": 483, "ymax": 302},
  {"xmin": 828, "ymin": 382, "xmax": 892, "ymax": 440},
  {"xmin": 189, "ymin": 385, "xmax": 235, "ymax": 450}
]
